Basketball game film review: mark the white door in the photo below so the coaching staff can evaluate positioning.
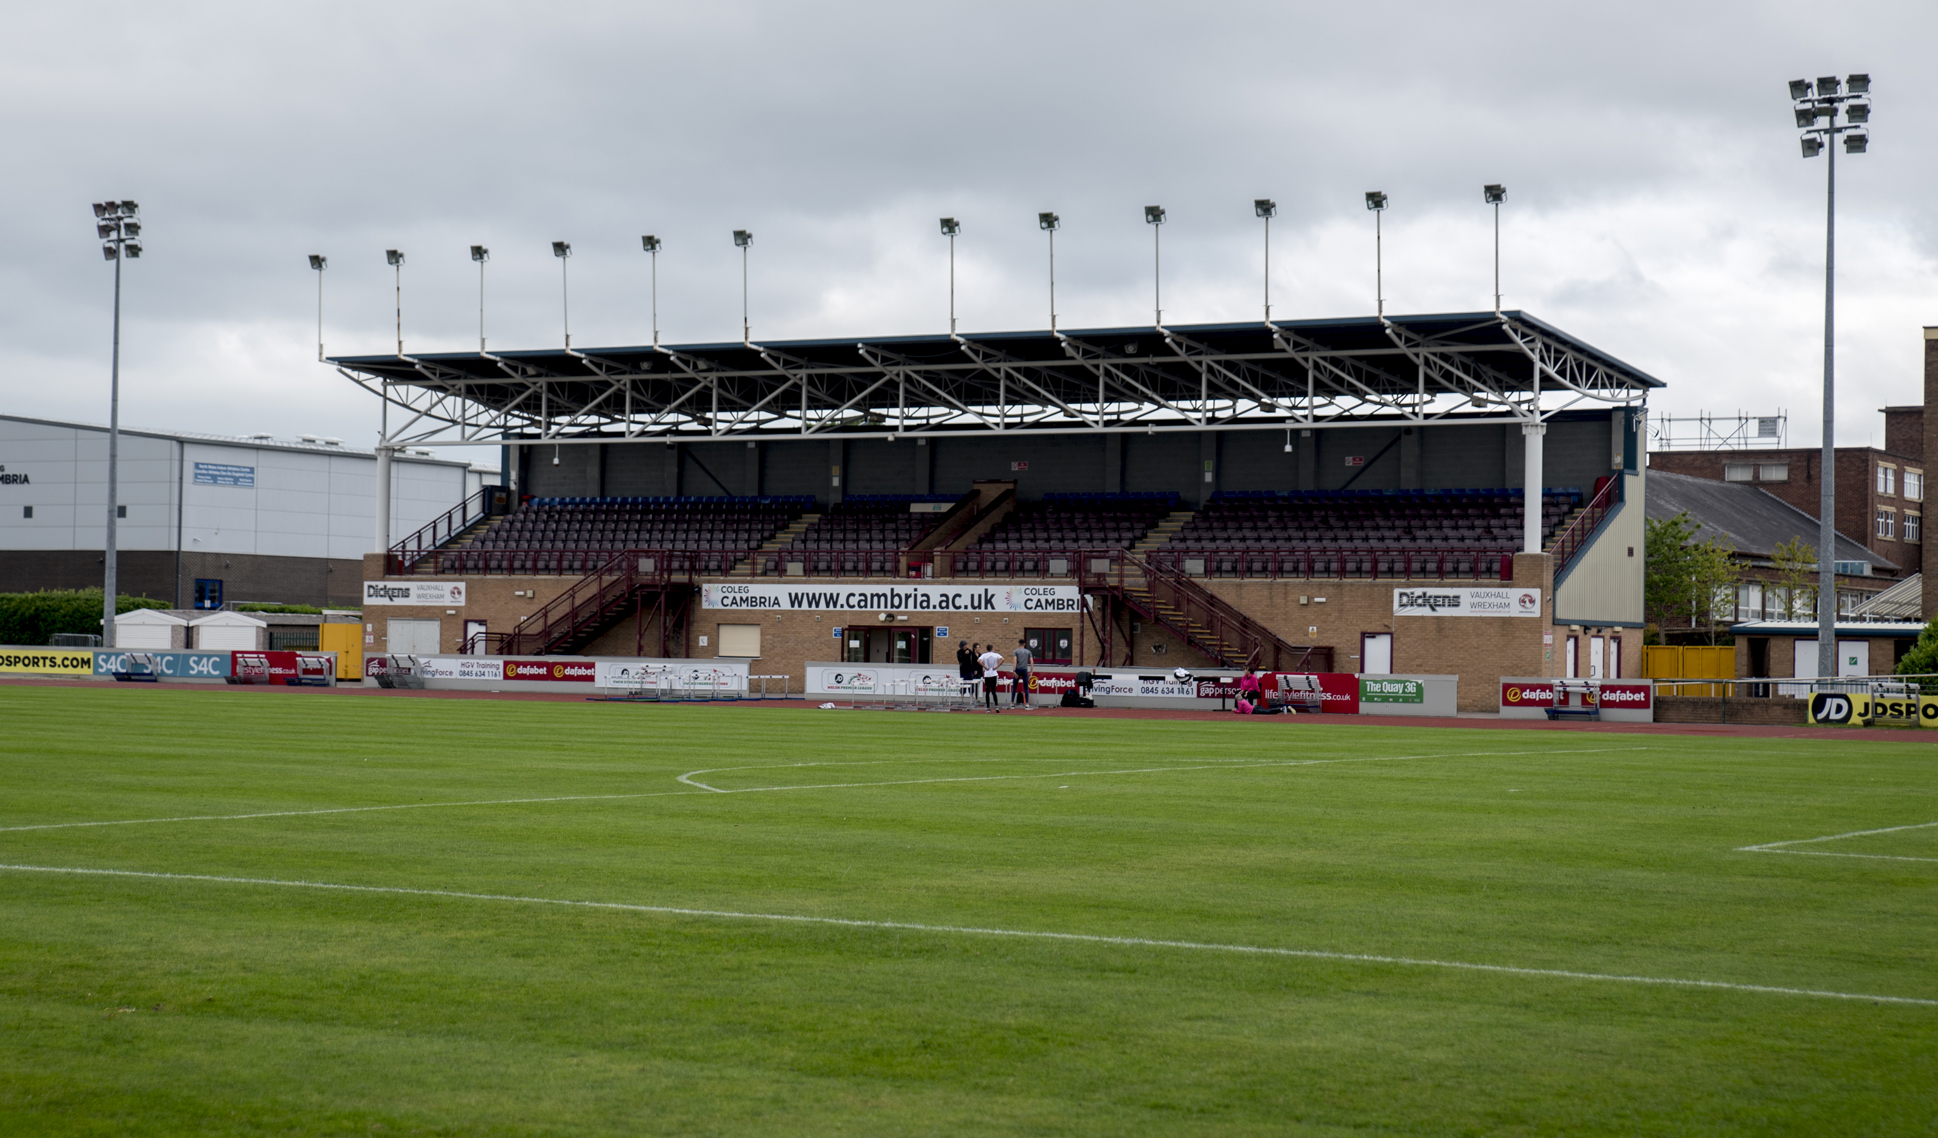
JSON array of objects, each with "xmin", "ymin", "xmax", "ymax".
[
  {"xmin": 1566, "ymin": 636, "xmax": 1578, "ymax": 678},
  {"xmin": 197, "ymin": 624, "xmax": 259, "ymax": 651},
  {"xmin": 1793, "ymin": 639, "xmax": 1820, "ymax": 680},
  {"xmin": 1837, "ymin": 639, "xmax": 1869, "ymax": 677},
  {"xmin": 1588, "ymin": 636, "xmax": 1606, "ymax": 679},
  {"xmin": 386, "ymin": 619, "xmax": 442, "ymax": 656},
  {"xmin": 119, "ymin": 623, "xmax": 174, "ymax": 649},
  {"xmin": 463, "ymin": 620, "xmax": 487, "ymax": 654},
  {"xmin": 1361, "ymin": 633, "xmax": 1392, "ymax": 675}
]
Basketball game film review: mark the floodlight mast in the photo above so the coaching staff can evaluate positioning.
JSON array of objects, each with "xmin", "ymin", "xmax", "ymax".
[
  {"xmin": 470, "ymin": 246, "xmax": 489, "ymax": 351},
  {"xmin": 938, "ymin": 218, "xmax": 959, "ymax": 333},
  {"xmin": 1364, "ymin": 192, "xmax": 1388, "ymax": 317},
  {"xmin": 552, "ymin": 241, "xmax": 572, "ymax": 349},
  {"xmin": 1038, "ymin": 212, "xmax": 1059, "ymax": 331},
  {"xmin": 1254, "ymin": 199, "xmax": 1276, "ymax": 322},
  {"xmin": 93, "ymin": 200, "xmax": 141, "ymax": 644},
  {"xmin": 308, "ymin": 254, "xmax": 327, "ymax": 360},
  {"xmin": 1483, "ymin": 185, "xmax": 1506, "ymax": 313},
  {"xmin": 1145, "ymin": 205, "xmax": 1165, "ymax": 326},
  {"xmin": 640, "ymin": 236, "xmax": 661, "ymax": 346},
  {"xmin": 385, "ymin": 249, "xmax": 404, "ymax": 355},
  {"xmin": 1791, "ymin": 72, "xmax": 1871, "ymax": 680},
  {"xmin": 733, "ymin": 230, "xmax": 752, "ymax": 343}
]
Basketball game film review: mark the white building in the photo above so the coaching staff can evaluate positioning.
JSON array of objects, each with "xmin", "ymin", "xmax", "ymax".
[{"xmin": 0, "ymin": 414, "xmax": 492, "ymax": 608}]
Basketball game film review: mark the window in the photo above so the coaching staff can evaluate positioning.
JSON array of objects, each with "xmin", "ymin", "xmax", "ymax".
[
  {"xmin": 1876, "ymin": 508, "xmax": 1895, "ymax": 539},
  {"xmin": 21, "ymin": 506, "xmax": 31, "ymax": 519},
  {"xmin": 1735, "ymin": 583, "xmax": 1764, "ymax": 622},
  {"xmin": 1907, "ymin": 469, "xmax": 1924, "ymax": 502},
  {"xmin": 1024, "ymin": 627, "xmax": 1073, "ymax": 665},
  {"xmin": 716, "ymin": 623, "xmax": 762, "ymax": 657},
  {"xmin": 116, "ymin": 504, "xmax": 126, "ymax": 518},
  {"xmin": 193, "ymin": 578, "xmax": 223, "ymax": 610},
  {"xmin": 1833, "ymin": 560, "xmax": 1870, "ymax": 576},
  {"xmin": 1723, "ymin": 463, "xmax": 1754, "ymax": 482},
  {"xmin": 1756, "ymin": 463, "xmax": 1789, "ymax": 482},
  {"xmin": 1878, "ymin": 464, "xmax": 1896, "ymax": 495},
  {"xmin": 1906, "ymin": 513, "xmax": 1922, "ymax": 543}
]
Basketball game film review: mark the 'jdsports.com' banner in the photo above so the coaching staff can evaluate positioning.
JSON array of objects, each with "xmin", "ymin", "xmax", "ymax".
[
  {"xmin": 0, "ymin": 650, "xmax": 94, "ymax": 674},
  {"xmin": 1807, "ymin": 691, "xmax": 1938, "ymax": 727},
  {"xmin": 703, "ymin": 582, "xmax": 1081, "ymax": 613}
]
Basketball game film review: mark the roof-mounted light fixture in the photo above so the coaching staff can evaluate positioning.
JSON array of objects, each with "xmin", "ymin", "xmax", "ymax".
[
  {"xmin": 641, "ymin": 235, "xmax": 662, "ymax": 346},
  {"xmin": 1145, "ymin": 205, "xmax": 1166, "ymax": 327},
  {"xmin": 1254, "ymin": 198, "xmax": 1277, "ymax": 322},
  {"xmin": 1364, "ymin": 192, "xmax": 1388, "ymax": 316},
  {"xmin": 733, "ymin": 230, "xmax": 752, "ymax": 343},
  {"xmin": 552, "ymin": 241, "xmax": 572, "ymax": 348},
  {"xmin": 939, "ymin": 218, "xmax": 960, "ymax": 333},
  {"xmin": 1484, "ymin": 184, "xmax": 1507, "ymax": 312},
  {"xmin": 1038, "ymin": 212, "xmax": 1060, "ymax": 331}
]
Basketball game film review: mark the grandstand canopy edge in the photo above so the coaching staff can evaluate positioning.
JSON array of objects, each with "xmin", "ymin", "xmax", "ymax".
[{"xmin": 332, "ymin": 311, "xmax": 1660, "ymax": 449}]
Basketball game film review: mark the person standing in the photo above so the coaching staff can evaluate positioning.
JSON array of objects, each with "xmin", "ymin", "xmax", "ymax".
[
  {"xmin": 1011, "ymin": 638, "xmax": 1034, "ymax": 708},
  {"xmin": 956, "ymin": 640, "xmax": 977, "ymax": 701},
  {"xmin": 978, "ymin": 643, "xmax": 1005, "ymax": 712}
]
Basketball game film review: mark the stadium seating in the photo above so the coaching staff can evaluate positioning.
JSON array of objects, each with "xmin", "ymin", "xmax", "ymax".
[
  {"xmin": 970, "ymin": 492, "xmax": 1178, "ymax": 552},
  {"xmin": 475, "ymin": 496, "xmax": 810, "ymax": 554},
  {"xmin": 788, "ymin": 495, "xmax": 956, "ymax": 551}
]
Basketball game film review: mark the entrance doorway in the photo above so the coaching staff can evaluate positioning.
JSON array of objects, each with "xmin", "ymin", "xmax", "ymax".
[
  {"xmin": 1360, "ymin": 632, "xmax": 1392, "ymax": 675},
  {"xmin": 844, "ymin": 626, "xmax": 932, "ymax": 664}
]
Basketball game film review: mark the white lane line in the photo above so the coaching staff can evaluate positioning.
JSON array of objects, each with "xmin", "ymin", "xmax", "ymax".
[
  {"xmin": 1738, "ymin": 819, "xmax": 1938, "ymax": 852},
  {"xmin": 1747, "ymin": 850, "xmax": 1938, "ymax": 865},
  {"xmin": 676, "ymin": 746, "xmax": 1652, "ymax": 793},
  {"xmin": 1, "ymin": 861, "xmax": 1928, "ymax": 1008},
  {"xmin": 0, "ymin": 790, "xmax": 706, "ymax": 835}
]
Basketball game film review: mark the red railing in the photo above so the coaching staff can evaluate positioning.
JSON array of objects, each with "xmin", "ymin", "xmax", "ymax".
[
  {"xmin": 1549, "ymin": 477, "xmax": 1619, "ymax": 573},
  {"xmin": 484, "ymin": 549, "xmax": 711, "ymax": 656},
  {"xmin": 1078, "ymin": 551, "xmax": 1322, "ymax": 672},
  {"xmin": 387, "ymin": 486, "xmax": 506, "ymax": 574}
]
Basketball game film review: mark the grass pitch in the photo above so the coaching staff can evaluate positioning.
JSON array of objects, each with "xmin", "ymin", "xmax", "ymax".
[{"xmin": 1, "ymin": 685, "xmax": 1934, "ymax": 1136}]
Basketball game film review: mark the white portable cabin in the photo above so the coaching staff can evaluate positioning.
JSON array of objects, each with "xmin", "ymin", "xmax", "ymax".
[
  {"xmin": 189, "ymin": 611, "xmax": 267, "ymax": 651},
  {"xmin": 113, "ymin": 609, "xmax": 188, "ymax": 650}
]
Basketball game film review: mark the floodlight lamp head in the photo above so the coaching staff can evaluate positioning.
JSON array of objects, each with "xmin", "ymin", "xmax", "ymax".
[
  {"xmin": 1846, "ymin": 101, "xmax": 1870, "ymax": 123},
  {"xmin": 124, "ymin": 242, "xmax": 141, "ymax": 259},
  {"xmin": 1816, "ymin": 75, "xmax": 1840, "ymax": 96},
  {"xmin": 470, "ymin": 245, "xmax": 488, "ymax": 262},
  {"xmin": 386, "ymin": 249, "xmax": 404, "ymax": 266},
  {"xmin": 1800, "ymin": 136, "xmax": 1824, "ymax": 158},
  {"xmin": 733, "ymin": 229, "xmax": 751, "ymax": 247},
  {"xmin": 1483, "ymin": 184, "xmax": 1506, "ymax": 204},
  {"xmin": 1144, "ymin": 205, "xmax": 1165, "ymax": 225},
  {"xmin": 1794, "ymin": 106, "xmax": 1817, "ymax": 128},
  {"xmin": 1845, "ymin": 132, "xmax": 1868, "ymax": 154},
  {"xmin": 97, "ymin": 222, "xmax": 115, "ymax": 239},
  {"xmin": 92, "ymin": 202, "xmax": 109, "ymax": 219},
  {"xmin": 939, "ymin": 217, "xmax": 959, "ymax": 236},
  {"xmin": 308, "ymin": 254, "xmax": 326, "ymax": 271},
  {"xmin": 101, "ymin": 243, "xmax": 117, "ymax": 261},
  {"xmin": 640, "ymin": 235, "xmax": 660, "ymax": 252},
  {"xmin": 1788, "ymin": 78, "xmax": 1811, "ymax": 100},
  {"xmin": 1847, "ymin": 73, "xmax": 1870, "ymax": 95},
  {"xmin": 1364, "ymin": 191, "xmax": 1387, "ymax": 211},
  {"xmin": 551, "ymin": 240, "xmax": 571, "ymax": 258},
  {"xmin": 1038, "ymin": 211, "xmax": 1059, "ymax": 231},
  {"xmin": 1254, "ymin": 198, "xmax": 1277, "ymax": 218},
  {"xmin": 122, "ymin": 221, "xmax": 139, "ymax": 237},
  {"xmin": 120, "ymin": 201, "xmax": 137, "ymax": 216}
]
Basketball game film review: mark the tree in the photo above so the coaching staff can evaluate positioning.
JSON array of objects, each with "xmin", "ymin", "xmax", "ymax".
[
  {"xmin": 0, "ymin": 589, "xmax": 167, "ymax": 646},
  {"xmin": 1769, "ymin": 536, "xmax": 1817, "ymax": 620},
  {"xmin": 1897, "ymin": 618, "xmax": 1938, "ymax": 676},
  {"xmin": 1644, "ymin": 512, "xmax": 1739, "ymax": 644}
]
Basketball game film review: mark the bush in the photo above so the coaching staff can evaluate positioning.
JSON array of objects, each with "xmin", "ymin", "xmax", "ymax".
[
  {"xmin": 1896, "ymin": 618, "xmax": 1938, "ymax": 675},
  {"xmin": 0, "ymin": 589, "xmax": 169, "ymax": 646},
  {"xmin": 235, "ymin": 603, "xmax": 323, "ymax": 615}
]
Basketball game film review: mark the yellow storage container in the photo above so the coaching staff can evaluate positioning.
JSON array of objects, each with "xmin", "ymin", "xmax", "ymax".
[
  {"xmin": 1641, "ymin": 644, "xmax": 1734, "ymax": 696},
  {"xmin": 318, "ymin": 623, "xmax": 365, "ymax": 681}
]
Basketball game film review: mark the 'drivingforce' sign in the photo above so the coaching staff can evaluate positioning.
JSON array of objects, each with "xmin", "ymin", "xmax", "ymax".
[
  {"xmin": 702, "ymin": 582, "xmax": 1082, "ymax": 613},
  {"xmin": 1393, "ymin": 586, "xmax": 1542, "ymax": 618}
]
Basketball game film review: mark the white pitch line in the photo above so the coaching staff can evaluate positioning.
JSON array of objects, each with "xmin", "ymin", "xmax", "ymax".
[
  {"xmin": 0, "ymin": 747, "xmax": 1650, "ymax": 833},
  {"xmin": 1738, "ymin": 819, "xmax": 1938, "ymax": 852},
  {"xmin": 1746, "ymin": 850, "xmax": 1938, "ymax": 865},
  {"xmin": 0, "ymin": 861, "xmax": 1929, "ymax": 1008},
  {"xmin": 676, "ymin": 746, "xmax": 1653, "ymax": 793}
]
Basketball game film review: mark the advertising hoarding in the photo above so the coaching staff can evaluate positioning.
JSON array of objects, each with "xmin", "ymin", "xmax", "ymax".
[
  {"xmin": 363, "ymin": 581, "xmax": 467, "ymax": 606},
  {"xmin": 1394, "ymin": 587, "xmax": 1542, "ymax": 618},
  {"xmin": 703, "ymin": 582, "xmax": 1081, "ymax": 613}
]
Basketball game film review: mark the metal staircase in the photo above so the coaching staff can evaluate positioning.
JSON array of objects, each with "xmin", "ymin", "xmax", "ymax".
[
  {"xmin": 1078, "ymin": 551, "xmax": 1326, "ymax": 672},
  {"xmin": 489, "ymin": 551, "xmax": 694, "ymax": 657}
]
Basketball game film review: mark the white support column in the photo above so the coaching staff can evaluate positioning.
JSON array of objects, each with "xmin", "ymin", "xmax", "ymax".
[
  {"xmin": 1522, "ymin": 421, "xmax": 1546, "ymax": 553},
  {"xmin": 374, "ymin": 445, "xmax": 394, "ymax": 554}
]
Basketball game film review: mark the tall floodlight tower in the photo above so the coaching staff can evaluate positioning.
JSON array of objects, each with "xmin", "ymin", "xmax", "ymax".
[
  {"xmin": 1038, "ymin": 212, "xmax": 1060, "ymax": 332},
  {"xmin": 1364, "ymin": 192, "xmax": 1388, "ymax": 317},
  {"xmin": 471, "ymin": 245, "xmax": 490, "ymax": 351},
  {"xmin": 939, "ymin": 218, "xmax": 960, "ymax": 333},
  {"xmin": 640, "ymin": 235, "xmax": 661, "ymax": 346},
  {"xmin": 1254, "ymin": 199, "xmax": 1276, "ymax": 322},
  {"xmin": 1791, "ymin": 73, "xmax": 1871, "ymax": 680},
  {"xmin": 1144, "ymin": 205, "xmax": 1166, "ymax": 326},
  {"xmin": 308, "ymin": 254, "xmax": 327, "ymax": 360},
  {"xmin": 552, "ymin": 241, "xmax": 573, "ymax": 348},
  {"xmin": 1483, "ymin": 185, "xmax": 1506, "ymax": 313},
  {"xmin": 93, "ymin": 200, "xmax": 142, "ymax": 649},
  {"xmin": 733, "ymin": 229, "xmax": 752, "ymax": 344}
]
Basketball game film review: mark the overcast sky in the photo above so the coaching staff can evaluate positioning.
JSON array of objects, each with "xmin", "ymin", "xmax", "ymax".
[{"xmin": 3, "ymin": 0, "xmax": 1932, "ymax": 459}]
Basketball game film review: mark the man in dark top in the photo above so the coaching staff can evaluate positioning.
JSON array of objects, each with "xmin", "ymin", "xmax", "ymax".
[
  {"xmin": 1011, "ymin": 638, "xmax": 1033, "ymax": 707},
  {"xmin": 956, "ymin": 641, "xmax": 977, "ymax": 700}
]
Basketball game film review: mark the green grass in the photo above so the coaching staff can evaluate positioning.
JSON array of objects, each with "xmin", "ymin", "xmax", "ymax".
[{"xmin": 1, "ymin": 685, "xmax": 1934, "ymax": 1136}]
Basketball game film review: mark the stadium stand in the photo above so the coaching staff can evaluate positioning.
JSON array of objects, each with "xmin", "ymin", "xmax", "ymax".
[
  {"xmin": 787, "ymin": 495, "xmax": 956, "ymax": 551},
  {"xmin": 474, "ymin": 496, "xmax": 810, "ymax": 554},
  {"xmin": 970, "ymin": 492, "xmax": 1179, "ymax": 552}
]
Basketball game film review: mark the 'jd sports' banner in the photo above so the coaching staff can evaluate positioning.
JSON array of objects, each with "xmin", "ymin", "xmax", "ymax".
[
  {"xmin": 1808, "ymin": 692, "xmax": 1938, "ymax": 727},
  {"xmin": 703, "ymin": 582, "xmax": 1081, "ymax": 613},
  {"xmin": 0, "ymin": 650, "xmax": 94, "ymax": 674}
]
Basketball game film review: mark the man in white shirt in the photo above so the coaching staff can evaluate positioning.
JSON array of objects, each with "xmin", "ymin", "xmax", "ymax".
[{"xmin": 977, "ymin": 645, "xmax": 1006, "ymax": 712}]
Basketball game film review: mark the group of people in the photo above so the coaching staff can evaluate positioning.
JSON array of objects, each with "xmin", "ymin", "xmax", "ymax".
[{"xmin": 956, "ymin": 639, "xmax": 1033, "ymax": 711}]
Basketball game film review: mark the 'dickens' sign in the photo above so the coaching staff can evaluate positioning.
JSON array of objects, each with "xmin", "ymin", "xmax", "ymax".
[{"xmin": 1393, "ymin": 587, "xmax": 1542, "ymax": 618}]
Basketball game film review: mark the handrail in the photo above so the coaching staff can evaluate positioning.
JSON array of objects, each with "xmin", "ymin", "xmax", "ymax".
[
  {"xmin": 1548, "ymin": 476, "xmax": 1619, "ymax": 571},
  {"xmin": 1079, "ymin": 550, "xmax": 1318, "ymax": 672},
  {"xmin": 388, "ymin": 487, "xmax": 503, "ymax": 572},
  {"xmin": 492, "ymin": 549, "xmax": 656, "ymax": 656}
]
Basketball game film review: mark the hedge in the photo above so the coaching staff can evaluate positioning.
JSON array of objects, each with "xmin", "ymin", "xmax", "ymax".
[{"xmin": 0, "ymin": 589, "xmax": 169, "ymax": 646}]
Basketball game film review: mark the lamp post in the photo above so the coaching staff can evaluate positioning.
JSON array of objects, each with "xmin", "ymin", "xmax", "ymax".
[
  {"xmin": 1483, "ymin": 185, "xmax": 1506, "ymax": 313},
  {"xmin": 1254, "ymin": 199, "xmax": 1276, "ymax": 322},
  {"xmin": 307, "ymin": 255, "xmax": 326, "ymax": 360},
  {"xmin": 92, "ymin": 200, "xmax": 141, "ymax": 649},
  {"xmin": 1145, "ymin": 205, "xmax": 1166, "ymax": 326},
  {"xmin": 939, "ymin": 218, "xmax": 960, "ymax": 333},
  {"xmin": 552, "ymin": 241, "xmax": 572, "ymax": 348},
  {"xmin": 470, "ymin": 245, "xmax": 489, "ymax": 351},
  {"xmin": 1364, "ymin": 192, "xmax": 1388, "ymax": 317},
  {"xmin": 640, "ymin": 235, "xmax": 661, "ymax": 346},
  {"xmin": 1792, "ymin": 72, "xmax": 1871, "ymax": 680},
  {"xmin": 385, "ymin": 249, "xmax": 404, "ymax": 355},
  {"xmin": 1038, "ymin": 212, "xmax": 1059, "ymax": 331},
  {"xmin": 733, "ymin": 230, "xmax": 752, "ymax": 343}
]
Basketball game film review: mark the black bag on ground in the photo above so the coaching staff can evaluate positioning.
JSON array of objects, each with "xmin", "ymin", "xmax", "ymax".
[{"xmin": 1060, "ymin": 692, "xmax": 1095, "ymax": 708}]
